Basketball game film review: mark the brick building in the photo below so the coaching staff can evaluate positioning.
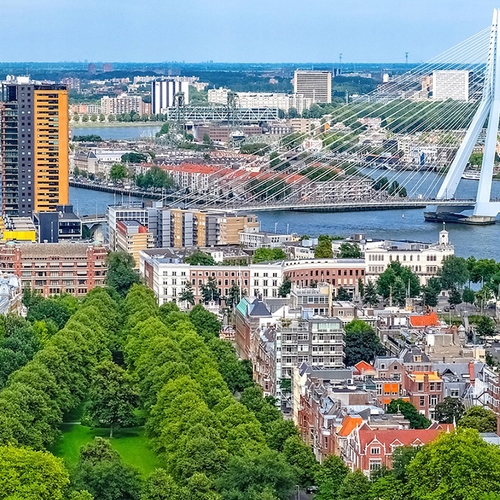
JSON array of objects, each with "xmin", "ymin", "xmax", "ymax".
[{"xmin": 0, "ymin": 241, "xmax": 107, "ymax": 297}]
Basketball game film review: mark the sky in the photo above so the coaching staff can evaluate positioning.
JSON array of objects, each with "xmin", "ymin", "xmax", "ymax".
[{"xmin": 1, "ymin": 0, "xmax": 499, "ymax": 63}]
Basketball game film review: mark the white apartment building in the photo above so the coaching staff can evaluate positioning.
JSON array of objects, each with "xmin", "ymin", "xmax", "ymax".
[
  {"xmin": 239, "ymin": 231, "xmax": 294, "ymax": 249},
  {"xmin": 432, "ymin": 70, "xmax": 470, "ymax": 102},
  {"xmin": 208, "ymin": 88, "xmax": 313, "ymax": 114},
  {"xmin": 365, "ymin": 228, "xmax": 454, "ymax": 285},
  {"xmin": 293, "ymin": 70, "xmax": 332, "ymax": 103},
  {"xmin": 100, "ymin": 94, "xmax": 143, "ymax": 115},
  {"xmin": 107, "ymin": 203, "xmax": 151, "ymax": 251},
  {"xmin": 140, "ymin": 252, "xmax": 283, "ymax": 306}
]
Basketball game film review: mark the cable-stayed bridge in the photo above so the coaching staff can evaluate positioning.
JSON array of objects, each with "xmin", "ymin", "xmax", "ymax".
[{"xmin": 164, "ymin": 9, "xmax": 500, "ymax": 225}]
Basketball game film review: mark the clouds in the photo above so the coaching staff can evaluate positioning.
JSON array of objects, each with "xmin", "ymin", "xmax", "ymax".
[{"xmin": 0, "ymin": 0, "xmax": 498, "ymax": 62}]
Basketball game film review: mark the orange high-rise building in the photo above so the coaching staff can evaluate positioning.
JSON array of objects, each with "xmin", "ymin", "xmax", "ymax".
[{"xmin": 1, "ymin": 81, "xmax": 69, "ymax": 216}]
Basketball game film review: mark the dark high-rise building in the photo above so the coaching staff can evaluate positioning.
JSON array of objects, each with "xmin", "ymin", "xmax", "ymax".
[{"xmin": 0, "ymin": 80, "xmax": 69, "ymax": 217}]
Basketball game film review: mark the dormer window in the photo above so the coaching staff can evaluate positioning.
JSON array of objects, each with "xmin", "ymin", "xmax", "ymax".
[{"xmin": 371, "ymin": 447, "xmax": 380, "ymax": 455}]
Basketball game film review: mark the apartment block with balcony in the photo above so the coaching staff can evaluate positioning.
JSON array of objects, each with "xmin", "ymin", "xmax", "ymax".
[
  {"xmin": 115, "ymin": 220, "xmax": 154, "ymax": 269},
  {"xmin": 1, "ymin": 80, "xmax": 69, "ymax": 217},
  {"xmin": 0, "ymin": 241, "xmax": 107, "ymax": 297}
]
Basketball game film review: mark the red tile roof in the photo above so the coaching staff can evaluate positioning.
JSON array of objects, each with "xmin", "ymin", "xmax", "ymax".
[
  {"xmin": 359, "ymin": 424, "xmax": 449, "ymax": 451},
  {"xmin": 338, "ymin": 415, "xmax": 363, "ymax": 437},
  {"xmin": 409, "ymin": 312, "xmax": 440, "ymax": 328}
]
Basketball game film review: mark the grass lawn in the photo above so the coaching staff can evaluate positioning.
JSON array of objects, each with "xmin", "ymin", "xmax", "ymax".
[{"xmin": 51, "ymin": 424, "xmax": 160, "ymax": 477}]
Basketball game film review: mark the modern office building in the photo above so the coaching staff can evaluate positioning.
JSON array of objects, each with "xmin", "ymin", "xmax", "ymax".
[
  {"xmin": 115, "ymin": 220, "xmax": 154, "ymax": 268},
  {"xmin": 293, "ymin": 70, "xmax": 332, "ymax": 103},
  {"xmin": 151, "ymin": 79, "xmax": 190, "ymax": 114},
  {"xmin": 0, "ymin": 79, "xmax": 69, "ymax": 217},
  {"xmin": 432, "ymin": 70, "xmax": 470, "ymax": 102}
]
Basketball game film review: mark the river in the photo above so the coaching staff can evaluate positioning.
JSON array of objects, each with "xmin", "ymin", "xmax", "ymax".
[
  {"xmin": 69, "ymin": 179, "xmax": 500, "ymax": 261},
  {"xmin": 68, "ymin": 124, "xmax": 500, "ymax": 260},
  {"xmin": 71, "ymin": 125, "xmax": 161, "ymax": 140}
]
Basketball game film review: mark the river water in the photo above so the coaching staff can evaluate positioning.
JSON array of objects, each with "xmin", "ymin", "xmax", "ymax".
[
  {"xmin": 71, "ymin": 125, "xmax": 161, "ymax": 140},
  {"xmin": 68, "ymin": 125, "xmax": 500, "ymax": 260}
]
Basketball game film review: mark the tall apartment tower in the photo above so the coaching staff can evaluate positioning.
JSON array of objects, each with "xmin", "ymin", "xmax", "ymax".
[
  {"xmin": 151, "ymin": 80, "xmax": 190, "ymax": 115},
  {"xmin": 0, "ymin": 80, "xmax": 69, "ymax": 216},
  {"xmin": 293, "ymin": 70, "xmax": 332, "ymax": 103}
]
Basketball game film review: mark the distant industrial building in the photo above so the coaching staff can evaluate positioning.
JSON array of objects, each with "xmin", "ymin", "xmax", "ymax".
[
  {"xmin": 208, "ymin": 88, "xmax": 313, "ymax": 114},
  {"xmin": 432, "ymin": 70, "xmax": 470, "ymax": 102},
  {"xmin": 151, "ymin": 79, "xmax": 190, "ymax": 114},
  {"xmin": 293, "ymin": 70, "xmax": 332, "ymax": 103}
]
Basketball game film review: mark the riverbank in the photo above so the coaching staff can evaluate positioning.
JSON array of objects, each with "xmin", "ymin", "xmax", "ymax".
[{"xmin": 71, "ymin": 121, "xmax": 164, "ymax": 129}]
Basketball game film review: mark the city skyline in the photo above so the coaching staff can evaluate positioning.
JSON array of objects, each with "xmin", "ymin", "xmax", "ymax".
[{"xmin": 1, "ymin": 0, "xmax": 499, "ymax": 63}]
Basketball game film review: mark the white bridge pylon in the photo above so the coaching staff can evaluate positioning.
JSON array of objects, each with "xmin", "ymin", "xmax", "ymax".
[{"xmin": 437, "ymin": 8, "xmax": 500, "ymax": 220}]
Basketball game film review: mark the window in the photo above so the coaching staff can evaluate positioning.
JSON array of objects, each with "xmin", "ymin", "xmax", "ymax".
[
  {"xmin": 371, "ymin": 447, "xmax": 380, "ymax": 455},
  {"xmin": 418, "ymin": 382, "xmax": 424, "ymax": 392},
  {"xmin": 420, "ymin": 396, "xmax": 425, "ymax": 407}
]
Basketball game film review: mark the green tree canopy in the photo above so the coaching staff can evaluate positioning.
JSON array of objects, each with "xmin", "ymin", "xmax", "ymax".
[
  {"xmin": 109, "ymin": 163, "xmax": 128, "ymax": 182},
  {"xmin": 337, "ymin": 242, "xmax": 362, "ymax": 259},
  {"xmin": 72, "ymin": 438, "xmax": 142, "ymax": 500},
  {"xmin": 407, "ymin": 429, "xmax": 500, "ymax": 500},
  {"xmin": 439, "ymin": 256, "xmax": 470, "ymax": 290},
  {"xmin": 344, "ymin": 319, "xmax": 385, "ymax": 366},
  {"xmin": 386, "ymin": 399, "xmax": 431, "ymax": 429},
  {"xmin": 105, "ymin": 252, "xmax": 140, "ymax": 298},
  {"xmin": 458, "ymin": 406, "xmax": 497, "ymax": 433},
  {"xmin": 0, "ymin": 444, "xmax": 69, "ymax": 500},
  {"xmin": 185, "ymin": 251, "xmax": 216, "ymax": 266},
  {"xmin": 377, "ymin": 261, "xmax": 420, "ymax": 306},
  {"xmin": 86, "ymin": 360, "xmax": 139, "ymax": 437},
  {"xmin": 252, "ymin": 248, "xmax": 286, "ymax": 263},
  {"xmin": 434, "ymin": 396, "xmax": 465, "ymax": 424}
]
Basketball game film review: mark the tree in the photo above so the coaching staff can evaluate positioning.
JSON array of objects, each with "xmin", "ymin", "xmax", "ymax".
[
  {"xmin": 86, "ymin": 361, "xmax": 139, "ymax": 437},
  {"xmin": 337, "ymin": 470, "xmax": 371, "ymax": 500},
  {"xmin": 278, "ymin": 276, "xmax": 292, "ymax": 297},
  {"xmin": 121, "ymin": 152, "xmax": 148, "ymax": 164},
  {"xmin": 224, "ymin": 283, "xmax": 244, "ymax": 309},
  {"xmin": 269, "ymin": 152, "xmax": 290, "ymax": 171},
  {"xmin": 448, "ymin": 286, "xmax": 462, "ymax": 307},
  {"xmin": 185, "ymin": 251, "xmax": 216, "ymax": 266},
  {"xmin": 142, "ymin": 468, "xmax": 183, "ymax": 500},
  {"xmin": 407, "ymin": 429, "xmax": 500, "ymax": 500},
  {"xmin": 217, "ymin": 450, "xmax": 295, "ymax": 500},
  {"xmin": 109, "ymin": 163, "xmax": 128, "ymax": 183},
  {"xmin": 363, "ymin": 280, "xmax": 378, "ymax": 307},
  {"xmin": 105, "ymin": 252, "xmax": 140, "ymax": 297},
  {"xmin": 338, "ymin": 242, "xmax": 361, "ymax": 259},
  {"xmin": 72, "ymin": 438, "xmax": 142, "ymax": 500},
  {"xmin": 439, "ymin": 256, "xmax": 470, "ymax": 290},
  {"xmin": 475, "ymin": 316, "xmax": 496, "ymax": 337},
  {"xmin": 422, "ymin": 277, "xmax": 442, "ymax": 308},
  {"xmin": 253, "ymin": 248, "xmax": 287, "ymax": 263},
  {"xmin": 0, "ymin": 444, "xmax": 69, "ymax": 500},
  {"xmin": 190, "ymin": 305, "xmax": 221, "ymax": 341},
  {"xmin": 434, "ymin": 396, "xmax": 465, "ymax": 424},
  {"xmin": 200, "ymin": 277, "xmax": 220, "ymax": 304},
  {"xmin": 315, "ymin": 454, "xmax": 349, "ymax": 500},
  {"xmin": 458, "ymin": 406, "xmax": 497, "ymax": 433},
  {"xmin": 26, "ymin": 297, "xmax": 71, "ymax": 331},
  {"xmin": 281, "ymin": 436, "xmax": 318, "ymax": 487},
  {"xmin": 463, "ymin": 287, "xmax": 475, "ymax": 304},
  {"xmin": 180, "ymin": 281, "xmax": 196, "ymax": 307},
  {"xmin": 386, "ymin": 399, "xmax": 431, "ymax": 429},
  {"xmin": 314, "ymin": 237, "xmax": 333, "ymax": 259},
  {"xmin": 377, "ymin": 261, "xmax": 420, "ymax": 306},
  {"xmin": 344, "ymin": 319, "xmax": 385, "ymax": 366},
  {"xmin": 336, "ymin": 286, "xmax": 351, "ymax": 301}
]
